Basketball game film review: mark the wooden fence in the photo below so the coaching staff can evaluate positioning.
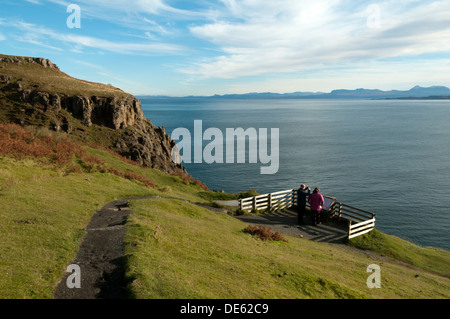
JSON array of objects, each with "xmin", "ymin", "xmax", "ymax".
[
  {"xmin": 239, "ymin": 189, "xmax": 295, "ymax": 212},
  {"xmin": 332, "ymin": 202, "xmax": 376, "ymax": 239},
  {"xmin": 238, "ymin": 189, "xmax": 376, "ymax": 239}
]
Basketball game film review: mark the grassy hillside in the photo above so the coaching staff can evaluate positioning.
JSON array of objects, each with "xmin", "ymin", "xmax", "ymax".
[
  {"xmin": 1, "ymin": 54, "xmax": 188, "ymax": 175},
  {"xmin": 0, "ymin": 124, "xmax": 208, "ymax": 298},
  {"xmin": 0, "ymin": 54, "xmax": 132, "ymax": 150},
  {"xmin": 347, "ymin": 229, "xmax": 450, "ymax": 278},
  {"xmin": 0, "ymin": 54, "xmax": 129, "ymax": 98},
  {"xmin": 123, "ymin": 199, "xmax": 450, "ymax": 299},
  {"xmin": 0, "ymin": 123, "xmax": 449, "ymax": 299}
]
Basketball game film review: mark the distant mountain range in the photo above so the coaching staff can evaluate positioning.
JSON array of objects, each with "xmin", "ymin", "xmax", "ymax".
[
  {"xmin": 323, "ymin": 86, "xmax": 450, "ymax": 99},
  {"xmin": 137, "ymin": 86, "xmax": 450, "ymax": 100}
]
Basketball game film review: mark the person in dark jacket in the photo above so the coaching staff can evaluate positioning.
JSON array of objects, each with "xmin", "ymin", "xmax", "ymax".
[{"xmin": 297, "ymin": 184, "xmax": 310, "ymax": 225}]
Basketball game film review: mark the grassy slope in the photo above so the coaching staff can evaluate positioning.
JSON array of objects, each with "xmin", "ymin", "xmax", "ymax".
[
  {"xmin": 0, "ymin": 54, "xmax": 129, "ymax": 98},
  {"xmin": 347, "ymin": 229, "xmax": 450, "ymax": 278},
  {"xmin": 0, "ymin": 126, "xmax": 208, "ymax": 298},
  {"xmin": 1, "ymin": 140, "xmax": 449, "ymax": 298},
  {"xmin": 124, "ymin": 198, "xmax": 450, "ymax": 299},
  {"xmin": 0, "ymin": 159, "xmax": 138, "ymax": 298},
  {"xmin": 0, "ymin": 55, "xmax": 448, "ymax": 298},
  {"xmin": 0, "ymin": 55, "xmax": 139, "ymax": 151}
]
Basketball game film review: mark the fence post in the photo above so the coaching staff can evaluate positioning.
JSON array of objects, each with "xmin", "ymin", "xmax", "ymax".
[
  {"xmin": 348, "ymin": 220, "xmax": 352, "ymax": 239},
  {"xmin": 252, "ymin": 196, "xmax": 256, "ymax": 211},
  {"xmin": 268, "ymin": 193, "xmax": 272, "ymax": 209},
  {"xmin": 239, "ymin": 199, "xmax": 243, "ymax": 210}
]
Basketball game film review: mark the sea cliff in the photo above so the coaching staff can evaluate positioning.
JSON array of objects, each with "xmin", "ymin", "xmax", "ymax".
[{"xmin": 0, "ymin": 54, "xmax": 183, "ymax": 174}]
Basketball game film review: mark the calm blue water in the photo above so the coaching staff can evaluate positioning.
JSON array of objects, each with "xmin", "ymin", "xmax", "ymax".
[{"xmin": 142, "ymin": 98, "xmax": 450, "ymax": 251}]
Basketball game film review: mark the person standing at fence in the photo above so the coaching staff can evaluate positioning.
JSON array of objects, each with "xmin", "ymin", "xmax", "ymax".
[
  {"xmin": 297, "ymin": 184, "xmax": 310, "ymax": 225},
  {"xmin": 308, "ymin": 187, "xmax": 324, "ymax": 226}
]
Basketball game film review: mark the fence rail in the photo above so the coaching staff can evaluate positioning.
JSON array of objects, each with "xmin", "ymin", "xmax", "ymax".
[
  {"xmin": 348, "ymin": 218, "xmax": 376, "ymax": 239},
  {"xmin": 238, "ymin": 189, "xmax": 376, "ymax": 239},
  {"xmin": 332, "ymin": 202, "xmax": 376, "ymax": 239},
  {"xmin": 239, "ymin": 189, "xmax": 295, "ymax": 212}
]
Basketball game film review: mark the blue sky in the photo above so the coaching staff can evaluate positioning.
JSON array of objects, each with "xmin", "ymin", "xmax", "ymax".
[{"xmin": 1, "ymin": 0, "xmax": 450, "ymax": 96}]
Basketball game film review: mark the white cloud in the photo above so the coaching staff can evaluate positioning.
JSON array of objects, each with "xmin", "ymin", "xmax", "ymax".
[
  {"xmin": 5, "ymin": 0, "xmax": 449, "ymax": 94},
  {"xmin": 48, "ymin": 0, "xmax": 205, "ymax": 31},
  {"xmin": 50, "ymin": 0, "xmax": 167, "ymax": 14},
  {"xmin": 217, "ymin": 58, "xmax": 450, "ymax": 94},
  {"xmin": 181, "ymin": 0, "xmax": 450, "ymax": 80},
  {"xmin": 6, "ymin": 19, "xmax": 186, "ymax": 55},
  {"xmin": 16, "ymin": 37, "xmax": 64, "ymax": 51},
  {"xmin": 58, "ymin": 33, "xmax": 185, "ymax": 55}
]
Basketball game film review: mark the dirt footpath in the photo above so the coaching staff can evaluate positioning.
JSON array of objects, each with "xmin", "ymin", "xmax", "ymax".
[
  {"xmin": 54, "ymin": 196, "xmax": 158, "ymax": 299},
  {"xmin": 53, "ymin": 197, "xmax": 370, "ymax": 299}
]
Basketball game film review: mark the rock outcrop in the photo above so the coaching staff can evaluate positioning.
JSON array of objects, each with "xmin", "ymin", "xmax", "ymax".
[
  {"xmin": 18, "ymin": 90, "xmax": 145, "ymax": 130},
  {"xmin": 0, "ymin": 55, "xmax": 185, "ymax": 174},
  {"xmin": 0, "ymin": 56, "xmax": 58, "ymax": 69}
]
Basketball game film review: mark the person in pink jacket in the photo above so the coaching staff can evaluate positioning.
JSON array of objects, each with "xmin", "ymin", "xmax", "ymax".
[{"xmin": 308, "ymin": 187, "xmax": 324, "ymax": 226}]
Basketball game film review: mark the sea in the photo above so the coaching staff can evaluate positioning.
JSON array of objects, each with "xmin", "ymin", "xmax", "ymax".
[{"xmin": 141, "ymin": 98, "xmax": 450, "ymax": 251}]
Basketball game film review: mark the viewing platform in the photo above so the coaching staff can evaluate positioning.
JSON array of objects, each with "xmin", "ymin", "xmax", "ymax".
[{"xmin": 236, "ymin": 189, "xmax": 376, "ymax": 242}]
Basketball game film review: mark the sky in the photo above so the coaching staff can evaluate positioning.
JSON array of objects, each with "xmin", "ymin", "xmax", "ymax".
[{"xmin": 1, "ymin": 0, "xmax": 450, "ymax": 96}]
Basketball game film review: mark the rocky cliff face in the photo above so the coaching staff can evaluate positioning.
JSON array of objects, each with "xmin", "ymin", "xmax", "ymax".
[
  {"xmin": 0, "ymin": 55, "xmax": 184, "ymax": 174},
  {"xmin": 17, "ymin": 90, "xmax": 145, "ymax": 130},
  {"xmin": 0, "ymin": 56, "xmax": 58, "ymax": 69}
]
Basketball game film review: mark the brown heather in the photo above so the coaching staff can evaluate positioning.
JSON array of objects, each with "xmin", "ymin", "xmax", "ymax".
[
  {"xmin": 0, "ymin": 123, "xmax": 83, "ymax": 164},
  {"xmin": 243, "ymin": 225, "xmax": 288, "ymax": 242},
  {"xmin": 84, "ymin": 141, "xmax": 208, "ymax": 190},
  {"xmin": 170, "ymin": 171, "xmax": 209, "ymax": 191},
  {"xmin": 0, "ymin": 123, "xmax": 156, "ymax": 187}
]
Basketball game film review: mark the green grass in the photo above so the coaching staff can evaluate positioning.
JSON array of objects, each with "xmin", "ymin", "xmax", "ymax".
[
  {"xmin": 82, "ymin": 145, "xmax": 209, "ymax": 203},
  {"xmin": 197, "ymin": 189, "xmax": 260, "ymax": 201},
  {"xmin": 0, "ymin": 121, "xmax": 449, "ymax": 299},
  {"xmin": 197, "ymin": 191, "xmax": 240, "ymax": 201},
  {"xmin": 0, "ymin": 54, "xmax": 129, "ymax": 98},
  {"xmin": 1, "ymin": 149, "xmax": 449, "ymax": 299},
  {"xmin": 347, "ymin": 229, "xmax": 450, "ymax": 278},
  {"xmin": 124, "ymin": 198, "xmax": 450, "ymax": 299},
  {"xmin": 0, "ymin": 158, "xmax": 152, "ymax": 298},
  {"xmin": 0, "ymin": 147, "xmax": 208, "ymax": 298}
]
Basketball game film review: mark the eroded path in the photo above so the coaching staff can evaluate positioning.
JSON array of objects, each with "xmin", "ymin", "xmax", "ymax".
[
  {"xmin": 53, "ymin": 196, "xmax": 386, "ymax": 299},
  {"xmin": 54, "ymin": 196, "xmax": 158, "ymax": 299}
]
